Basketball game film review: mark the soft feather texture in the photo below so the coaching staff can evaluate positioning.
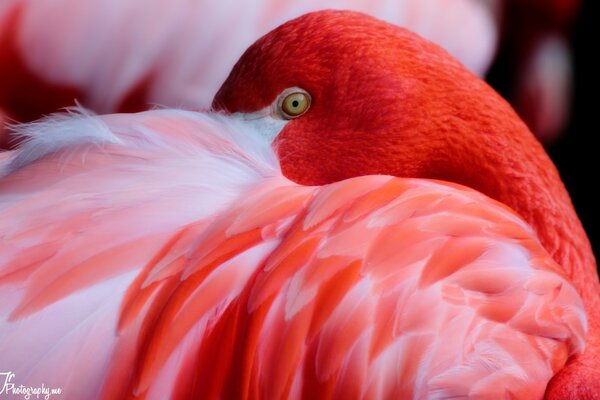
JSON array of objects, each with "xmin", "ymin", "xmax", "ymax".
[
  {"xmin": 0, "ymin": 108, "xmax": 586, "ymax": 399},
  {"xmin": 3, "ymin": 107, "xmax": 277, "ymax": 177},
  {"xmin": 215, "ymin": 13, "xmax": 600, "ymax": 398},
  {"xmin": 4, "ymin": 106, "xmax": 120, "ymax": 173}
]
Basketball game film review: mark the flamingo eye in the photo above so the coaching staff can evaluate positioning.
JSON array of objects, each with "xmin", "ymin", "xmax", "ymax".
[{"xmin": 277, "ymin": 88, "xmax": 311, "ymax": 119}]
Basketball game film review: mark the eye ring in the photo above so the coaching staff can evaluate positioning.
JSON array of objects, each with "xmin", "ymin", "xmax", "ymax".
[{"xmin": 276, "ymin": 87, "xmax": 312, "ymax": 120}]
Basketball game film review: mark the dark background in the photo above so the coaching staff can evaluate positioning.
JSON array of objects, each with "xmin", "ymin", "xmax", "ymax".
[
  {"xmin": 488, "ymin": 0, "xmax": 599, "ymax": 267},
  {"xmin": 553, "ymin": 0, "xmax": 599, "ymax": 262}
]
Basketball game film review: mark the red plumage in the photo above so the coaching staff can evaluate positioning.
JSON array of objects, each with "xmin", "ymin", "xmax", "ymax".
[
  {"xmin": 0, "ymin": 9, "xmax": 597, "ymax": 400},
  {"xmin": 215, "ymin": 11, "xmax": 600, "ymax": 398}
]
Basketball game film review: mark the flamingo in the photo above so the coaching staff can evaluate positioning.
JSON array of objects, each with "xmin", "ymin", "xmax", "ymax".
[
  {"xmin": 499, "ymin": 0, "xmax": 581, "ymax": 143},
  {"xmin": 1, "ymin": 1, "xmax": 579, "ymax": 147},
  {"xmin": 0, "ymin": 0, "xmax": 497, "ymax": 149},
  {"xmin": 1, "ymin": 10, "xmax": 598, "ymax": 399}
]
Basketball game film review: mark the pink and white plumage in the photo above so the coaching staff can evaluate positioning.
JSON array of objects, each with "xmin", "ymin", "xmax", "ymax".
[
  {"xmin": 0, "ymin": 0, "xmax": 497, "ymax": 123},
  {"xmin": 2, "ymin": 0, "xmax": 579, "ymax": 146},
  {"xmin": 0, "ymin": 108, "xmax": 586, "ymax": 398}
]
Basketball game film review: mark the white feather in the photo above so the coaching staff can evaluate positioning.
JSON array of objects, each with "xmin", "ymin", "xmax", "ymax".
[
  {"xmin": 5, "ymin": 106, "xmax": 119, "ymax": 174},
  {"xmin": 3, "ymin": 107, "xmax": 282, "ymax": 180}
]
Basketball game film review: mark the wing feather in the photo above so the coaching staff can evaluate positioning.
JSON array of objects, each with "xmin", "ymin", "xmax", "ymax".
[{"xmin": 0, "ymin": 109, "xmax": 586, "ymax": 399}]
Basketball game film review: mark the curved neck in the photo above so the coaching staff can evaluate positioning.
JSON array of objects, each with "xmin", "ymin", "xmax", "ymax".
[
  {"xmin": 446, "ymin": 124, "xmax": 600, "ymax": 397},
  {"xmin": 426, "ymin": 121, "xmax": 600, "ymax": 331}
]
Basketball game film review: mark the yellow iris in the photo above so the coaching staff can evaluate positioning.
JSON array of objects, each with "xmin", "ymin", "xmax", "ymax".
[{"xmin": 280, "ymin": 91, "xmax": 311, "ymax": 119}]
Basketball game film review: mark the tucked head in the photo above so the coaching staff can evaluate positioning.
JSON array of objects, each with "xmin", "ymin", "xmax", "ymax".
[
  {"xmin": 213, "ymin": 12, "xmax": 597, "ymax": 316},
  {"xmin": 214, "ymin": 12, "xmax": 599, "ymax": 397},
  {"xmin": 212, "ymin": 10, "xmax": 565, "ymax": 237},
  {"xmin": 213, "ymin": 10, "xmax": 538, "ymax": 196}
]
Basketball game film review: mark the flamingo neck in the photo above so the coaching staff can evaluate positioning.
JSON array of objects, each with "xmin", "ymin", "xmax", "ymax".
[
  {"xmin": 445, "ymin": 132, "xmax": 597, "ymax": 302},
  {"xmin": 423, "ymin": 120, "xmax": 600, "ymax": 391}
]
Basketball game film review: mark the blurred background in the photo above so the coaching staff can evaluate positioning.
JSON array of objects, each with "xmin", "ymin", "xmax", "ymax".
[
  {"xmin": 487, "ymin": 0, "xmax": 599, "ymax": 263},
  {"xmin": 0, "ymin": 0, "xmax": 597, "ymax": 262},
  {"xmin": 551, "ymin": 1, "xmax": 599, "ymax": 262},
  {"xmin": 550, "ymin": 0, "xmax": 600, "ymax": 265}
]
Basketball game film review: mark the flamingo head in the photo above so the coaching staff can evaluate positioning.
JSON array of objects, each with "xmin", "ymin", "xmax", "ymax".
[
  {"xmin": 212, "ymin": 10, "xmax": 580, "ymax": 261},
  {"xmin": 213, "ymin": 10, "xmax": 542, "ymax": 198},
  {"xmin": 213, "ymin": 10, "xmax": 599, "ymax": 399}
]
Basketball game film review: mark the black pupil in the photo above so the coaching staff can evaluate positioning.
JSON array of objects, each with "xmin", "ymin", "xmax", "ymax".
[{"xmin": 291, "ymin": 100, "xmax": 300, "ymax": 108}]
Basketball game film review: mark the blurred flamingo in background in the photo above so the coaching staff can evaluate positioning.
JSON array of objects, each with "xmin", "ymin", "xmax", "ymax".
[
  {"xmin": 0, "ymin": 0, "xmax": 581, "ymax": 148},
  {"xmin": 1, "ymin": 11, "xmax": 598, "ymax": 399},
  {"xmin": 496, "ymin": 0, "xmax": 581, "ymax": 143},
  {"xmin": 0, "ymin": 0, "xmax": 498, "ymax": 149}
]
